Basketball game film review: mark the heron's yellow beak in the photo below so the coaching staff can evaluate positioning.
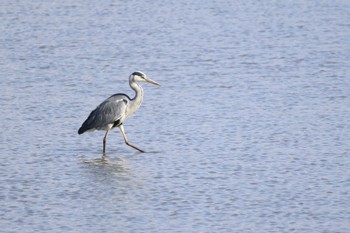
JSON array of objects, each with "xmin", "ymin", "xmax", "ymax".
[{"xmin": 146, "ymin": 78, "xmax": 161, "ymax": 86}]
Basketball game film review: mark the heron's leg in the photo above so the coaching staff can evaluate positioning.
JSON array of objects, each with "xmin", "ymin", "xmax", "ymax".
[
  {"xmin": 103, "ymin": 129, "xmax": 109, "ymax": 154},
  {"xmin": 119, "ymin": 124, "xmax": 145, "ymax": 153}
]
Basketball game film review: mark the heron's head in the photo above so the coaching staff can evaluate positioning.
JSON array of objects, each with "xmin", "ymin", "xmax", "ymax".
[{"xmin": 130, "ymin": 71, "xmax": 160, "ymax": 86}]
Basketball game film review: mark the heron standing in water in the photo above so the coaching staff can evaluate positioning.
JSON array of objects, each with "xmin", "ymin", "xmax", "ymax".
[{"xmin": 78, "ymin": 71, "xmax": 160, "ymax": 153}]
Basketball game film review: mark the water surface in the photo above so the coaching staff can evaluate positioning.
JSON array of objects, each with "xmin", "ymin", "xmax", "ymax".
[{"xmin": 1, "ymin": 0, "xmax": 350, "ymax": 232}]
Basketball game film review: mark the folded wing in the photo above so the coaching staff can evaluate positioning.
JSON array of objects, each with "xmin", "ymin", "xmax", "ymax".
[{"xmin": 78, "ymin": 95, "xmax": 129, "ymax": 134}]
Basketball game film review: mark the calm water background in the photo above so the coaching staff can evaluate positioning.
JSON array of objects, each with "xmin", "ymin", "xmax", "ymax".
[{"xmin": 1, "ymin": 0, "xmax": 350, "ymax": 232}]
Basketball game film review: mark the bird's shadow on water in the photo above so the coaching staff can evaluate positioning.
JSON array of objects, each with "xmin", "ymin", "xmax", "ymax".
[
  {"xmin": 77, "ymin": 149, "xmax": 163, "ymax": 176},
  {"xmin": 75, "ymin": 150, "xmax": 164, "ymax": 189},
  {"xmin": 78, "ymin": 152, "xmax": 134, "ymax": 178}
]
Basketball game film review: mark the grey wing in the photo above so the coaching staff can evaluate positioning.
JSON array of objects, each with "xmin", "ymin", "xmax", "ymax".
[{"xmin": 78, "ymin": 96, "xmax": 128, "ymax": 134}]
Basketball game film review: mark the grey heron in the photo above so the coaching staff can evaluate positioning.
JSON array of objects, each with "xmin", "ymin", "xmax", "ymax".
[{"xmin": 78, "ymin": 71, "xmax": 160, "ymax": 154}]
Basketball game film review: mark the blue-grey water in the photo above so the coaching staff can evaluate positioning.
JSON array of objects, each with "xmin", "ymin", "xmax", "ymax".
[{"xmin": 1, "ymin": 0, "xmax": 350, "ymax": 232}]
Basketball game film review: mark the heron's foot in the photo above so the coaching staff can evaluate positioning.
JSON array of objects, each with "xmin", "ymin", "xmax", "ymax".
[
  {"xmin": 125, "ymin": 142, "xmax": 145, "ymax": 153},
  {"xmin": 133, "ymin": 146, "xmax": 145, "ymax": 153}
]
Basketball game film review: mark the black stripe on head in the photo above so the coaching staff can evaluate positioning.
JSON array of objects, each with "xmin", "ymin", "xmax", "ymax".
[{"xmin": 132, "ymin": 71, "xmax": 145, "ymax": 78}]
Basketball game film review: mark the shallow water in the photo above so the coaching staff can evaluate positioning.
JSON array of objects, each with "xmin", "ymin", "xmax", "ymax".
[{"xmin": 1, "ymin": 0, "xmax": 350, "ymax": 232}]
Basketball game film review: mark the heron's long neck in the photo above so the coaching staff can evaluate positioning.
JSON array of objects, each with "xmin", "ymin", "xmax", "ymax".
[{"xmin": 129, "ymin": 80, "xmax": 143, "ymax": 113}]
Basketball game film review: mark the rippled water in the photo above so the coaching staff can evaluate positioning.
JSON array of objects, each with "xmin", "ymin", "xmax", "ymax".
[{"xmin": 1, "ymin": 0, "xmax": 350, "ymax": 232}]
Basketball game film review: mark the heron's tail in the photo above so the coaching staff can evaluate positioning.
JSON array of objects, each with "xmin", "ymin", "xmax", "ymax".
[
  {"xmin": 78, "ymin": 108, "xmax": 99, "ymax": 134},
  {"xmin": 78, "ymin": 120, "xmax": 90, "ymax": 134},
  {"xmin": 78, "ymin": 115, "xmax": 94, "ymax": 134},
  {"xmin": 78, "ymin": 126, "xmax": 85, "ymax": 135}
]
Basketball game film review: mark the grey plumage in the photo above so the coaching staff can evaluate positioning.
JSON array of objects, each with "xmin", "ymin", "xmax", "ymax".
[
  {"xmin": 78, "ymin": 94, "xmax": 129, "ymax": 134},
  {"xmin": 78, "ymin": 71, "xmax": 160, "ymax": 153}
]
